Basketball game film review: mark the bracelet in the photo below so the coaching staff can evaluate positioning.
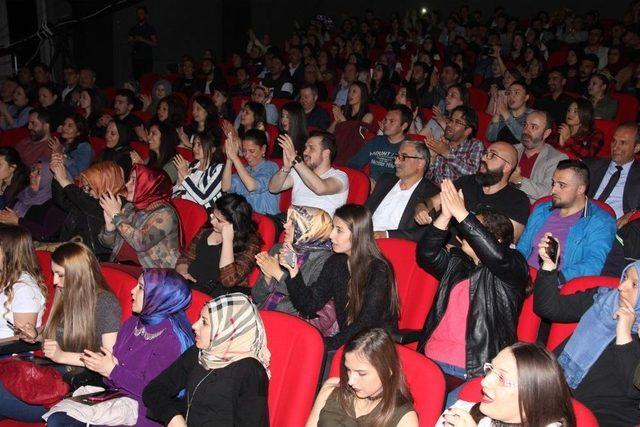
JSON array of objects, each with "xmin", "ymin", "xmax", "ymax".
[{"xmin": 280, "ymin": 167, "xmax": 291, "ymax": 174}]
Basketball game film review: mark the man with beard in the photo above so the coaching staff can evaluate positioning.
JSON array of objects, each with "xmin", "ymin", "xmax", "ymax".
[
  {"xmin": 424, "ymin": 106, "xmax": 484, "ymax": 186},
  {"xmin": 268, "ymin": 131, "xmax": 348, "ymax": 217},
  {"xmin": 415, "ymin": 141, "xmax": 530, "ymax": 242},
  {"xmin": 14, "ymin": 109, "xmax": 53, "ymax": 167},
  {"xmin": 366, "ymin": 140, "xmax": 438, "ymax": 241},
  {"xmin": 517, "ymin": 160, "xmax": 616, "ymax": 281},
  {"xmin": 511, "ymin": 110, "xmax": 568, "ymax": 203}
]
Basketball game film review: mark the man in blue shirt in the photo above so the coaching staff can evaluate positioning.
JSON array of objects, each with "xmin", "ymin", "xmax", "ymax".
[{"xmin": 347, "ymin": 104, "xmax": 413, "ymax": 184}]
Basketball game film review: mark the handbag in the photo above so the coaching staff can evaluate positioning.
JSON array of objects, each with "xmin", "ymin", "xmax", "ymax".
[{"xmin": 0, "ymin": 357, "xmax": 69, "ymax": 407}]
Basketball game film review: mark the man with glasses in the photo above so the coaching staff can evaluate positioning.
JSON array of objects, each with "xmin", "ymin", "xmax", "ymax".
[
  {"xmin": 511, "ymin": 110, "xmax": 568, "ymax": 202},
  {"xmin": 415, "ymin": 141, "xmax": 530, "ymax": 242},
  {"xmin": 365, "ymin": 140, "xmax": 438, "ymax": 241},
  {"xmin": 424, "ymin": 106, "xmax": 484, "ymax": 185},
  {"xmin": 486, "ymin": 81, "xmax": 532, "ymax": 145}
]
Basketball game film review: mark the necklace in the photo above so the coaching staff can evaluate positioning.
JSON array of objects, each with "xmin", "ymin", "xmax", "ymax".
[
  {"xmin": 185, "ymin": 370, "xmax": 214, "ymax": 423},
  {"xmin": 133, "ymin": 323, "xmax": 165, "ymax": 341}
]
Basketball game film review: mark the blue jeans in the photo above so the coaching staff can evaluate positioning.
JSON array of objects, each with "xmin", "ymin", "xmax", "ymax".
[
  {"xmin": 46, "ymin": 412, "xmax": 86, "ymax": 426},
  {"xmin": 434, "ymin": 360, "xmax": 467, "ymax": 409},
  {"xmin": 0, "ymin": 380, "xmax": 47, "ymax": 422}
]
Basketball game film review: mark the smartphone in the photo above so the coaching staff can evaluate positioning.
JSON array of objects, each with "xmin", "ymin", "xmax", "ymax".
[
  {"xmin": 73, "ymin": 389, "xmax": 124, "ymax": 405},
  {"xmin": 546, "ymin": 237, "xmax": 559, "ymax": 264},
  {"xmin": 282, "ymin": 245, "xmax": 297, "ymax": 268}
]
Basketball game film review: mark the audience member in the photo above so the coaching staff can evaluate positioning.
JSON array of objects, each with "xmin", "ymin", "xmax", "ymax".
[
  {"xmin": 332, "ymin": 62, "xmax": 358, "ymax": 106},
  {"xmin": 236, "ymin": 101, "xmax": 268, "ymax": 139},
  {"xmin": 425, "ymin": 106, "xmax": 484, "ymax": 185},
  {"xmin": 511, "ymin": 110, "xmax": 569, "ymax": 202},
  {"xmin": 307, "ymin": 328, "xmax": 418, "ymax": 426},
  {"xmin": 283, "ymin": 204, "xmax": 399, "ymax": 350},
  {"xmin": 153, "ymin": 95, "xmax": 185, "ymax": 131},
  {"xmin": 420, "ymin": 84, "xmax": 469, "ymax": 140},
  {"xmin": 197, "ymin": 57, "xmax": 225, "ymax": 95},
  {"xmin": 140, "ymin": 79, "xmax": 171, "ymax": 115},
  {"xmin": 299, "ymin": 84, "xmax": 330, "ymax": 130},
  {"xmin": 588, "ymin": 73, "xmax": 619, "ymax": 120},
  {"xmin": 221, "ymin": 128, "xmax": 279, "ymax": 215},
  {"xmin": 584, "ymin": 122, "xmax": 640, "ymax": 221},
  {"xmin": 416, "ymin": 180, "xmax": 528, "ymax": 401},
  {"xmin": 269, "ymin": 131, "xmax": 348, "ymax": 217},
  {"xmin": 101, "ymin": 89, "xmax": 144, "ymax": 139},
  {"xmin": 425, "ymin": 62, "xmax": 462, "ymax": 110},
  {"xmin": 142, "ymin": 293, "xmax": 270, "ymax": 426},
  {"xmin": 366, "ymin": 140, "xmax": 437, "ymax": 241},
  {"xmin": 175, "ymin": 193, "xmax": 262, "ymax": 297},
  {"xmin": 96, "ymin": 120, "xmax": 133, "ymax": 177},
  {"xmin": 262, "ymin": 55, "xmax": 294, "ymax": 99},
  {"xmin": 534, "ymin": 251, "xmax": 640, "ymax": 425},
  {"xmin": 99, "ymin": 164, "xmax": 181, "ymax": 268},
  {"xmin": 172, "ymin": 131, "xmax": 224, "ymax": 209},
  {"xmin": 0, "ymin": 83, "xmax": 31, "ymax": 130},
  {"xmin": 180, "ymin": 95, "xmax": 219, "ymax": 149},
  {"xmin": 60, "ymin": 65, "xmax": 79, "ymax": 104},
  {"xmin": 547, "ymin": 99, "xmax": 604, "ymax": 159},
  {"xmin": 486, "ymin": 81, "xmax": 531, "ymax": 145},
  {"xmin": 173, "ymin": 57, "xmax": 199, "ymax": 98},
  {"xmin": 394, "ymin": 84, "xmax": 424, "ymax": 133},
  {"xmin": 77, "ymin": 87, "xmax": 106, "ymax": 137},
  {"xmin": 211, "ymin": 87, "xmax": 235, "ymax": 121},
  {"xmin": 517, "ymin": 160, "xmax": 616, "ymax": 281},
  {"xmin": 50, "ymin": 113, "xmax": 94, "ymax": 179},
  {"xmin": 348, "ymin": 105, "xmax": 413, "ymax": 181},
  {"xmin": 534, "ymin": 68, "xmax": 573, "ymax": 125},
  {"xmin": 131, "ymin": 121, "xmax": 178, "ymax": 182},
  {"xmin": 369, "ymin": 62, "xmax": 395, "ymax": 109},
  {"xmin": 568, "ymin": 53, "xmax": 599, "ymax": 96},
  {"xmin": 0, "ymin": 147, "xmax": 29, "ymax": 211},
  {"xmin": 273, "ymin": 101, "xmax": 308, "ymax": 157}
]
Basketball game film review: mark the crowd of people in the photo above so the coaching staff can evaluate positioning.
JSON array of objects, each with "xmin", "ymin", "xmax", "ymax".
[{"xmin": 0, "ymin": 1, "xmax": 639, "ymax": 426}]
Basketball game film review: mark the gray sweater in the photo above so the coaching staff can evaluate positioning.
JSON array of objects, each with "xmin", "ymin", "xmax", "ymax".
[{"xmin": 251, "ymin": 243, "xmax": 332, "ymax": 316}]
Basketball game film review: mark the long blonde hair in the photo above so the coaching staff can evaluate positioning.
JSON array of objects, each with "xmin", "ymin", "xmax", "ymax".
[
  {"xmin": 0, "ymin": 225, "xmax": 46, "ymax": 322},
  {"xmin": 44, "ymin": 242, "xmax": 111, "ymax": 352}
]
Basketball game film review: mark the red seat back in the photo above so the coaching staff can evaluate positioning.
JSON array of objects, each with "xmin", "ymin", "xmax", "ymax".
[
  {"xmin": 610, "ymin": 92, "xmax": 638, "ymax": 122},
  {"xmin": 130, "ymin": 141, "xmax": 149, "ymax": 160},
  {"xmin": 476, "ymin": 110, "xmax": 492, "ymax": 144},
  {"xmin": 265, "ymin": 124, "xmax": 279, "ymax": 157},
  {"xmin": 330, "ymin": 344, "xmax": 446, "ymax": 427},
  {"xmin": 171, "ymin": 198, "xmax": 209, "ymax": 250},
  {"xmin": 35, "ymin": 251, "xmax": 55, "ymax": 323},
  {"xmin": 176, "ymin": 146, "xmax": 193, "ymax": 162},
  {"xmin": 104, "ymin": 87, "xmax": 118, "ymax": 106},
  {"xmin": 335, "ymin": 166, "xmax": 370, "ymax": 204},
  {"xmin": 271, "ymin": 98, "xmax": 289, "ymax": 111},
  {"xmin": 131, "ymin": 110, "xmax": 152, "ymax": 123},
  {"xmin": 89, "ymin": 136, "xmax": 107, "ymax": 158},
  {"xmin": 261, "ymin": 311, "xmax": 324, "ymax": 427},
  {"xmin": 368, "ymin": 104, "xmax": 388, "ymax": 132},
  {"xmin": 594, "ymin": 119, "xmax": 617, "ymax": 157},
  {"xmin": 458, "ymin": 377, "xmax": 599, "ymax": 427},
  {"xmin": 547, "ymin": 275, "xmax": 619, "ymax": 350},
  {"xmin": 377, "ymin": 238, "xmax": 438, "ymax": 331},
  {"xmin": 516, "ymin": 267, "xmax": 539, "ymax": 343},
  {"xmin": 249, "ymin": 213, "xmax": 276, "ymax": 286},
  {"xmin": 468, "ymin": 87, "xmax": 489, "ymax": 111},
  {"xmin": 0, "ymin": 127, "xmax": 30, "ymax": 148},
  {"xmin": 185, "ymin": 289, "xmax": 211, "ymax": 323},
  {"xmin": 100, "ymin": 265, "xmax": 138, "ymax": 322},
  {"xmin": 231, "ymin": 95, "xmax": 250, "ymax": 114},
  {"xmin": 139, "ymin": 72, "xmax": 163, "ymax": 95}
]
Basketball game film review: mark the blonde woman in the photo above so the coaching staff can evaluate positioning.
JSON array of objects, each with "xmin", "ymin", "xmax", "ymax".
[
  {"xmin": 0, "ymin": 242, "xmax": 121, "ymax": 422},
  {"xmin": 0, "ymin": 225, "xmax": 46, "ymax": 341}
]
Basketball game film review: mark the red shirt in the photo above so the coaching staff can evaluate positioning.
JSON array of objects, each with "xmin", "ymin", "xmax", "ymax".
[{"xmin": 518, "ymin": 151, "xmax": 540, "ymax": 179}]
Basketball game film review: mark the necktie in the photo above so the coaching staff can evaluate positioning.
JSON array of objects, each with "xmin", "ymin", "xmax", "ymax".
[{"xmin": 597, "ymin": 165, "xmax": 623, "ymax": 202}]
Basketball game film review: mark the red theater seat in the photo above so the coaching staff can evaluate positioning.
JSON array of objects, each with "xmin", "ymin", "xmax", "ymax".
[
  {"xmin": 248, "ymin": 213, "xmax": 276, "ymax": 286},
  {"xmin": 100, "ymin": 264, "xmax": 138, "ymax": 322},
  {"xmin": 186, "ymin": 289, "xmax": 211, "ymax": 323},
  {"xmin": 172, "ymin": 198, "xmax": 208, "ymax": 250}
]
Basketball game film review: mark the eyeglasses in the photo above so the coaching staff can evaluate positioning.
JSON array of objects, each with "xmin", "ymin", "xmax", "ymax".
[
  {"xmin": 394, "ymin": 153, "xmax": 424, "ymax": 162},
  {"xmin": 483, "ymin": 150, "xmax": 512, "ymax": 166},
  {"xmin": 80, "ymin": 184, "xmax": 92, "ymax": 194},
  {"xmin": 483, "ymin": 363, "xmax": 517, "ymax": 388},
  {"xmin": 447, "ymin": 118, "xmax": 468, "ymax": 127}
]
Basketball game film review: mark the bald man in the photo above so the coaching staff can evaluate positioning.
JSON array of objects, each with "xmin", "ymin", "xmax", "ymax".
[
  {"xmin": 511, "ymin": 110, "xmax": 568, "ymax": 202},
  {"xmin": 415, "ymin": 141, "xmax": 531, "ymax": 241}
]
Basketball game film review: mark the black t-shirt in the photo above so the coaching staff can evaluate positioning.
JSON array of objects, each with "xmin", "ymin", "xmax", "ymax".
[
  {"xmin": 454, "ymin": 174, "xmax": 530, "ymax": 226},
  {"xmin": 129, "ymin": 21, "xmax": 157, "ymax": 58}
]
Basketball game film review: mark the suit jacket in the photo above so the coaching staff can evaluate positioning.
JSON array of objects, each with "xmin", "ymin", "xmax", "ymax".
[
  {"xmin": 365, "ymin": 173, "xmax": 439, "ymax": 241},
  {"xmin": 515, "ymin": 143, "xmax": 568, "ymax": 202},
  {"xmin": 584, "ymin": 158, "xmax": 640, "ymax": 214}
]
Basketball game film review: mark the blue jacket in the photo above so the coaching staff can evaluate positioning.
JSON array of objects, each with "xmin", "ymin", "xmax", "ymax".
[{"xmin": 516, "ymin": 200, "xmax": 616, "ymax": 281}]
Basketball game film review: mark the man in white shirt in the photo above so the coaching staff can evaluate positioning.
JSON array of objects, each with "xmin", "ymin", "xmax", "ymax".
[
  {"xmin": 366, "ymin": 140, "xmax": 438, "ymax": 241},
  {"xmin": 269, "ymin": 131, "xmax": 348, "ymax": 217}
]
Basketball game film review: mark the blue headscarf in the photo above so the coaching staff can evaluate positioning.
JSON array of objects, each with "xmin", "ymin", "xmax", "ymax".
[
  {"xmin": 139, "ymin": 268, "xmax": 195, "ymax": 355},
  {"xmin": 558, "ymin": 260, "xmax": 640, "ymax": 388}
]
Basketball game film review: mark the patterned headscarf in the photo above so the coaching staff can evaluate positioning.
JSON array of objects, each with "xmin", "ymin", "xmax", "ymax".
[
  {"xmin": 199, "ymin": 293, "xmax": 271, "ymax": 377},
  {"xmin": 289, "ymin": 205, "xmax": 333, "ymax": 257}
]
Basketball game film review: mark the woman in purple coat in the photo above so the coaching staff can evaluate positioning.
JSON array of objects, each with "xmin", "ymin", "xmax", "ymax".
[{"xmin": 46, "ymin": 269, "xmax": 195, "ymax": 426}]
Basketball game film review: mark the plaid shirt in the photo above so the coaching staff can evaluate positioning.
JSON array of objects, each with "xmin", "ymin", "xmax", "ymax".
[
  {"xmin": 426, "ymin": 138, "xmax": 485, "ymax": 185},
  {"xmin": 547, "ymin": 128, "xmax": 604, "ymax": 159}
]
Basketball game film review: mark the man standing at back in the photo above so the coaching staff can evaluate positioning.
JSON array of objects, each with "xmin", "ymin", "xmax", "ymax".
[{"xmin": 128, "ymin": 6, "xmax": 158, "ymax": 81}]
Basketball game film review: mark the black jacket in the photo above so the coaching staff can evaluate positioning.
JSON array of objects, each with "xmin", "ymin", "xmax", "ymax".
[
  {"xmin": 143, "ymin": 346, "xmax": 269, "ymax": 427},
  {"xmin": 584, "ymin": 158, "xmax": 640, "ymax": 215},
  {"xmin": 534, "ymin": 269, "xmax": 640, "ymax": 426},
  {"xmin": 416, "ymin": 215, "xmax": 529, "ymax": 377},
  {"xmin": 365, "ymin": 174, "xmax": 438, "ymax": 242},
  {"xmin": 52, "ymin": 180, "xmax": 110, "ymax": 258}
]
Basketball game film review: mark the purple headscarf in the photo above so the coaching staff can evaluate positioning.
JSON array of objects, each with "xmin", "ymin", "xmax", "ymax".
[{"xmin": 13, "ymin": 161, "xmax": 53, "ymax": 218}]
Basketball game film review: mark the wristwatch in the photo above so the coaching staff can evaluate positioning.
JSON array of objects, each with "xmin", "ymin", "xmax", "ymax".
[{"xmin": 291, "ymin": 155, "xmax": 303, "ymax": 167}]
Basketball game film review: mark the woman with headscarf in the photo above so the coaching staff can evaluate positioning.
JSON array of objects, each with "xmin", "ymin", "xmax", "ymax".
[
  {"xmin": 51, "ymin": 160, "xmax": 126, "ymax": 259},
  {"xmin": 253, "ymin": 206, "xmax": 336, "ymax": 334},
  {"xmin": 0, "ymin": 160, "xmax": 67, "ymax": 242},
  {"xmin": 95, "ymin": 121, "xmax": 133, "ymax": 178},
  {"xmin": 141, "ymin": 79, "xmax": 172, "ymax": 115},
  {"xmin": 143, "ymin": 292, "xmax": 270, "ymax": 427},
  {"xmin": 45, "ymin": 269, "xmax": 194, "ymax": 427},
  {"xmin": 534, "ymin": 236, "xmax": 640, "ymax": 426},
  {"xmin": 98, "ymin": 164, "xmax": 181, "ymax": 268}
]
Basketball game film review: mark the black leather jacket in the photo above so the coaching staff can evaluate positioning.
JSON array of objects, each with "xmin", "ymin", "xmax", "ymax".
[{"xmin": 416, "ymin": 215, "xmax": 529, "ymax": 378}]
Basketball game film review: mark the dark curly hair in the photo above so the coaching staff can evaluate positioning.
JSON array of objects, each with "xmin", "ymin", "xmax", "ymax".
[{"xmin": 213, "ymin": 193, "xmax": 262, "ymax": 254}]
